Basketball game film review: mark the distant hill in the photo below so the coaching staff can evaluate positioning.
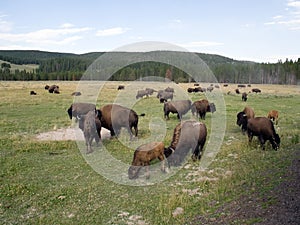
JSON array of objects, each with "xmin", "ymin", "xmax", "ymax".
[{"xmin": 0, "ymin": 50, "xmax": 298, "ymax": 84}]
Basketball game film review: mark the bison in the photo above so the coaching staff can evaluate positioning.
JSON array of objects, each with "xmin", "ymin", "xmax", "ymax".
[
  {"xmin": 159, "ymin": 91, "xmax": 174, "ymax": 103},
  {"xmin": 128, "ymin": 142, "xmax": 166, "ymax": 179},
  {"xmin": 252, "ymin": 88, "xmax": 261, "ymax": 93},
  {"xmin": 164, "ymin": 100, "xmax": 191, "ymax": 120},
  {"xmin": 267, "ymin": 110, "xmax": 279, "ymax": 125},
  {"xmin": 48, "ymin": 85, "xmax": 59, "ymax": 93},
  {"xmin": 236, "ymin": 106, "xmax": 255, "ymax": 133},
  {"xmin": 164, "ymin": 121, "xmax": 207, "ymax": 166},
  {"xmin": 191, "ymin": 99, "xmax": 216, "ymax": 120},
  {"xmin": 247, "ymin": 117, "xmax": 280, "ymax": 150},
  {"xmin": 145, "ymin": 88, "xmax": 156, "ymax": 95},
  {"xmin": 242, "ymin": 92, "xmax": 248, "ymax": 101},
  {"xmin": 165, "ymin": 87, "xmax": 174, "ymax": 93},
  {"xmin": 30, "ymin": 91, "xmax": 37, "ymax": 95},
  {"xmin": 78, "ymin": 110, "xmax": 102, "ymax": 154},
  {"xmin": 98, "ymin": 104, "xmax": 144, "ymax": 140},
  {"xmin": 67, "ymin": 102, "xmax": 96, "ymax": 120},
  {"xmin": 136, "ymin": 90, "xmax": 149, "ymax": 99},
  {"xmin": 117, "ymin": 85, "xmax": 125, "ymax": 90},
  {"xmin": 71, "ymin": 92, "xmax": 81, "ymax": 96}
]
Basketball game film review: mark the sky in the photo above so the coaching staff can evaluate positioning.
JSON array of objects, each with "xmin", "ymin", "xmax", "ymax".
[{"xmin": 0, "ymin": 0, "xmax": 300, "ymax": 63}]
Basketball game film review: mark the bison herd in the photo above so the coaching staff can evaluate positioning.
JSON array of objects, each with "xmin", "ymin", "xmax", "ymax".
[{"xmin": 65, "ymin": 83, "xmax": 280, "ymax": 179}]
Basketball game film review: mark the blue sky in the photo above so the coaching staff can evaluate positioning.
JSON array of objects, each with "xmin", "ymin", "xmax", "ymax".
[{"xmin": 0, "ymin": 0, "xmax": 299, "ymax": 62}]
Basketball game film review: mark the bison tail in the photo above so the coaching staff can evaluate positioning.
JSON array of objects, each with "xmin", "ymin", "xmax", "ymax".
[{"xmin": 139, "ymin": 113, "xmax": 146, "ymax": 117}]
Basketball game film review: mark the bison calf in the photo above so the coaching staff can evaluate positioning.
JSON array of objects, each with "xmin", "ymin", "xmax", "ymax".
[
  {"xmin": 78, "ymin": 110, "xmax": 102, "ymax": 154},
  {"xmin": 267, "ymin": 110, "xmax": 279, "ymax": 125},
  {"xmin": 128, "ymin": 142, "xmax": 166, "ymax": 179}
]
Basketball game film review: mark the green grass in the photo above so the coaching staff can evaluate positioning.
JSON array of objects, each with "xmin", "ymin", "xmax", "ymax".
[
  {"xmin": 0, "ymin": 60, "xmax": 39, "ymax": 73},
  {"xmin": 0, "ymin": 81, "xmax": 299, "ymax": 224}
]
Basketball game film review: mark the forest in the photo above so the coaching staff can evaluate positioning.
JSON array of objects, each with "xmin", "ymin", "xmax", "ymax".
[{"xmin": 0, "ymin": 50, "xmax": 299, "ymax": 84}]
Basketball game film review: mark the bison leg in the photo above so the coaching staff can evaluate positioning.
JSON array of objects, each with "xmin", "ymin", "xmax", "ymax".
[
  {"xmin": 270, "ymin": 137, "xmax": 279, "ymax": 151},
  {"xmin": 158, "ymin": 154, "xmax": 166, "ymax": 173},
  {"xmin": 258, "ymin": 135, "xmax": 266, "ymax": 150},
  {"xmin": 145, "ymin": 163, "xmax": 150, "ymax": 179},
  {"xmin": 165, "ymin": 112, "xmax": 170, "ymax": 120}
]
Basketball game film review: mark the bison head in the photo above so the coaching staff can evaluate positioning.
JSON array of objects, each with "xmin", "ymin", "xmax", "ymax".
[
  {"xmin": 236, "ymin": 112, "xmax": 248, "ymax": 133},
  {"xmin": 128, "ymin": 165, "xmax": 142, "ymax": 179}
]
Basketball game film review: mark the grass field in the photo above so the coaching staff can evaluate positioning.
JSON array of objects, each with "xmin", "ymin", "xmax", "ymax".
[
  {"xmin": 0, "ymin": 81, "xmax": 299, "ymax": 224},
  {"xmin": 0, "ymin": 60, "xmax": 39, "ymax": 73}
]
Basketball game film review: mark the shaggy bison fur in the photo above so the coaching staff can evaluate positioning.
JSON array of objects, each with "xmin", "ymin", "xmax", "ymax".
[
  {"xmin": 247, "ymin": 117, "xmax": 280, "ymax": 150},
  {"xmin": 78, "ymin": 110, "xmax": 102, "ymax": 154},
  {"xmin": 236, "ymin": 106, "xmax": 255, "ymax": 132},
  {"xmin": 98, "ymin": 104, "xmax": 144, "ymax": 140},
  {"xmin": 267, "ymin": 110, "xmax": 279, "ymax": 125},
  {"xmin": 164, "ymin": 100, "xmax": 191, "ymax": 120},
  {"xmin": 67, "ymin": 102, "xmax": 96, "ymax": 120},
  {"xmin": 128, "ymin": 142, "xmax": 166, "ymax": 179},
  {"xmin": 191, "ymin": 99, "xmax": 216, "ymax": 120},
  {"xmin": 164, "ymin": 121, "xmax": 207, "ymax": 166}
]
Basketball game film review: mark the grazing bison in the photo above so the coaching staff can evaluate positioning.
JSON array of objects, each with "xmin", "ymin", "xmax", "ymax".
[
  {"xmin": 145, "ymin": 88, "xmax": 156, "ymax": 95},
  {"xmin": 236, "ymin": 106, "xmax": 255, "ymax": 132},
  {"xmin": 128, "ymin": 142, "xmax": 166, "ymax": 179},
  {"xmin": 159, "ymin": 91, "xmax": 174, "ymax": 103},
  {"xmin": 165, "ymin": 87, "xmax": 174, "ymax": 93},
  {"xmin": 30, "ymin": 91, "xmax": 37, "ymax": 95},
  {"xmin": 242, "ymin": 92, "xmax": 248, "ymax": 101},
  {"xmin": 136, "ymin": 90, "xmax": 149, "ymax": 99},
  {"xmin": 71, "ymin": 92, "xmax": 81, "ymax": 96},
  {"xmin": 267, "ymin": 110, "xmax": 279, "ymax": 125},
  {"xmin": 252, "ymin": 88, "xmax": 261, "ymax": 93},
  {"xmin": 191, "ymin": 99, "xmax": 216, "ymax": 120},
  {"xmin": 238, "ymin": 84, "xmax": 246, "ymax": 88},
  {"xmin": 207, "ymin": 86, "xmax": 214, "ymax": 92},
  {"xmin": 48, "ymin": 85, "xmax": 59, "ymax": 93},
  {"xmin": 187, "ymin": 87, "xmax": 194, "ymax": 93},
  {"xmin": 247, "ymin": 117, "xmax": 280, "ymax": 150},
  {"xmin": 44, "ymin": 85, "xmax": 50, "ymax": 90},
  {"xmin": 117, "ymin": 85, "xmax": 125, "ymax": 90},
  {"xmin": 78, "ymin": 110, "xmax": 101, "ymax": 154},
  {"xmin": 98, "ymin": 104, "xmax": 144, "ymax": 140},
  {"xmin": 194, "ymin": 83, "xmax": 200, "ymax": 86},
  {"xmin": 235, "ymin": 89, "xmax": 240, "ymax": 94},
  {"xmin": 67, "ymin": 102, "xmax": 96, "ymax": 120},
  {"xmin": 164, "ymin": 100, "xmax": 191, "ymax": 120},
  {"xmin": 164, "ymin": 121, "xmax": 207, "ymax": 166}
]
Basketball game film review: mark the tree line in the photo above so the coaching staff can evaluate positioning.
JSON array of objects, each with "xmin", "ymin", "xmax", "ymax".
[{"xmin": 0, "ymin": 50, "xmax": 299, "ymax": 84}]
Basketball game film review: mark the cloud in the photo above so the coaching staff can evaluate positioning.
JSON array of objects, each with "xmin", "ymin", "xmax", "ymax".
[
  {"xmin": 0, "ymin": 15, "xmax": 13, "ymax": 32},
  {"xmin": 96, "ymin": 27, "xmax": 129, "ymax": 37},
  {"xmin": 0, "ymin": 24, "xmax": 92, "ymax": 45},
  {"xmin": 265, "ymin": 0, "xmax": 300, "ymax": 29}
]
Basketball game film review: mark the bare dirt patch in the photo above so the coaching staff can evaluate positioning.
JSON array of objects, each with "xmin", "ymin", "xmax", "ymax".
[{"xmin": 36, "ymin": 127, "xmax": 111, "ymax": 141}]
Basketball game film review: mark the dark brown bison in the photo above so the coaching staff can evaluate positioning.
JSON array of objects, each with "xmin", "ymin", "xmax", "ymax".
[
  {"xmin": 67, "ymin": 103, "xmax": 96, "ymax": 120},
  {"xmin": 194, "ymin": 83, "xmax": 200, "ymax": 86},
  {"xmin": 128, "ymin": 142, "xmax": 166, "ymax": 179},
  {"xmin": 191, "ymin": 99, "xmax": 216, "ymax": 120},
  {"xmin": 30, "ymin": 91, "xmax": 37, "ymax": 95},
  {"xmin": 235, "ymin": 88, "xmax": 240, "ymax": 94},
  {"xmin": 247, "ymin": 117, "xmax": 280, "ymax": 150},
  {"xmin": 117, "ymin": 85, "xmax": 125, "ymax": 90},
  {"xmin": 267, "ymin": 110, "xmax": 279, "ymax": 125},
  {"xmin": 164, "ymin": 100, "xmax": 191, "ymax": 120},
  {"xmin": 164, "ymin": 121, "xmax": 207, "ymax": 166},
  {"xmin": 98, "ymin": 104, "xmax": 144, "ymax": 140},
  {"xmin": 238, "ymin": 84, "xmax": 246, "ymax": 88},
  {"xmin": 44, "ymin": 85, "xmax": 50, "ymax": 90},
  {"xmin": 48, "ymin": 85, "xmax": 59, "ymax": 93},
  {"xmin": 187, "ymin": 87, "xmax": 194, "ymax": 93},
  {"xmin": 252, "ymin": 88, "xmax": 261, "ymax": 93},
  {"xmin": 236, "ymin": 106, "xmax": 255, "ymax": 132},
  {"xmin": 242, "ymin": 92, "xmax": 248, "ymax": 101},
  {"xmin": 78, "ymin": 110, "xmax": 101, "ymax": 154}
]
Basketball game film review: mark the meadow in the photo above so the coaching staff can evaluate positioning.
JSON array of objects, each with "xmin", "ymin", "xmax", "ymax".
[{"xmin": 0, "ymin": 81, "xmax": 299, "ymax": 224}]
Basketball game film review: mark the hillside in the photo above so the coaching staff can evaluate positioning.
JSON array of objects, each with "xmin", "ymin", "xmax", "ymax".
[{"xmin": 0, "ymin": 50, "xmax": 298, "ymax": 84}]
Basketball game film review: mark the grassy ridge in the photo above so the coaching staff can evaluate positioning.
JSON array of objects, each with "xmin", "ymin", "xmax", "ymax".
[{"xmin": 0, "ymin": 81, "xmax": 299, "ymax": 224}]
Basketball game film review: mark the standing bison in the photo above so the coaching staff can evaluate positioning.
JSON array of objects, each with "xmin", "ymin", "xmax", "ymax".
[
  {"xmin": 236, "ymin": 106, "xmax": 255, "ymax": 133},
  {"xmin": 242, "ymin": 92, "xmax": 248, "ymax": 101},
  {"xmin": 247, "ymin": 117, "xmax": 280, "ymax": 150},
  {"xmin": 136, "ymin": 90, "xmax": 149, "ymax": 99},
  {"xmin": 191, "ymin": 99, "xmax": 216, "ymax": 120},
  {"xmin": 163, "ymin": 100, "xmax": 191, "ymax": 120},
  {"xmin": 78, "ymin": 110, "xmax": 102, "ymax": 154},
  {"xmin": 98, "ymin": 104, "xmax": 144, "ymax": 140},
  {"xmin": 67, "ymin": 103, "xmax": 96, "ymax": 120},
  {"xmin": 164, "ymin": 121, "xmax": 207, "ymax": 166}
]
